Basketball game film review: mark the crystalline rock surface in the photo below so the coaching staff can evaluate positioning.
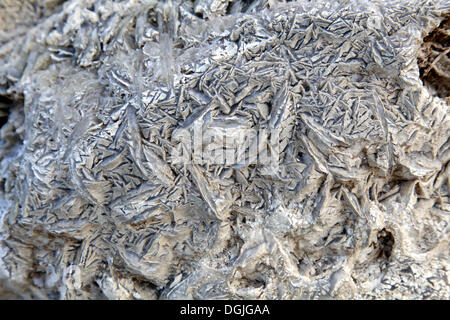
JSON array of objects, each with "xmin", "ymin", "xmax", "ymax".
[{"xmin": 0, "ymin": 0, "xmax": 449, "ymax": 299}]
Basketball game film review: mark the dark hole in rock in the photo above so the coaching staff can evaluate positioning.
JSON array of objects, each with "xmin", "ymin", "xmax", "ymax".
[
  {"xmin": 417, "ymin": 14, "xmax": 450, "ymax": 103},
  {"xmin": 0, "ymin": 95, "xmax": 13, "ymax": 128},
  {"xmin": 377, "ymin": 228, "xmax": 395, "ymax": 260},
  {"xmin": 240, "ymin": 276, "xmax": 265, "ymax": 289},
  {"xmin": 303, "ymin": 82, "xmax": 310, "ymax": 92},
  {"xmin": 194, "ymin": 11, "xmax": 203, "ymax": 19},
  {"xmin": 226, "ymin": 1, "xmax": 233, "ymax": 15}
]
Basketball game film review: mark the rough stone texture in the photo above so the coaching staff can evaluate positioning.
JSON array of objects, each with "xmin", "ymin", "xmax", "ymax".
[{"xmin": 0, "ymin": 0, "xmax": 449, "ymax": 299}]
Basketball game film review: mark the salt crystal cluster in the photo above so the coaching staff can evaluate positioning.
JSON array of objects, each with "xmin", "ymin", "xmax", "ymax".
[{"xmin": 0, "ymin": 0, "xmax": 448, "ymax": 299}]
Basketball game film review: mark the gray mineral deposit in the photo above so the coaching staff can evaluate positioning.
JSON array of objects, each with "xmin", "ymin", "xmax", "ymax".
[{"xmin": 0, "ymin": 0, "xmax": 449, "ymax": 300}]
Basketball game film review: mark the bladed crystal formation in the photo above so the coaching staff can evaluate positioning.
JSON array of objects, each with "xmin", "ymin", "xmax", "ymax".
[{"xmin": 0, "ymin": 0, "xmax": 448, "ymax": 299}]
